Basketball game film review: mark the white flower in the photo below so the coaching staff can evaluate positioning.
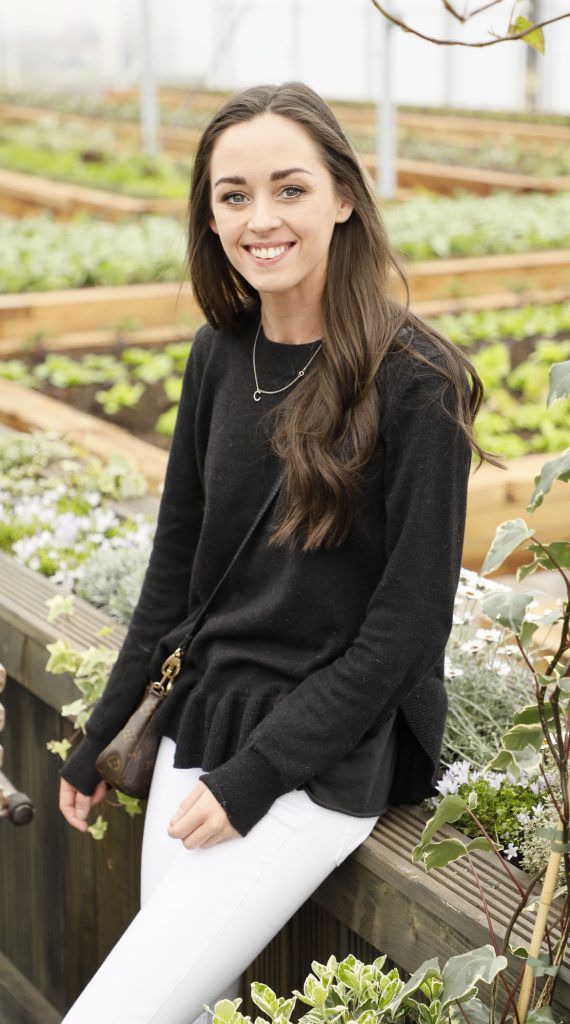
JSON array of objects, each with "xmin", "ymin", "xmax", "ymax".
[
  {"xmin": 450, "ymin": 760, "xmax": 472, "ymax": 786},
  {"xmin": 503, "ymin": 842, "xmax": 519, "ymax": 860},
  {"xmin": 460, "ymin": 639, "xmax": 488, "ymax": 654},
  {"xmin": 532, "ymin": 802, "xmax": 545, "ymax": 816},
  {"xmin": 516, "ymin": 811, "xmax": 531, "ymax": 825},
  {"xmin": 436, "ymin": 777, "xmax": 459, "ymax": 796},
  {"xmin": 444, "ymin": 655, "xmax": 464, "ymax": 679},
  {"xmin": 475, "ymin": 628, "xmax": 503, "ymax": 642},
  {"xmin": 486, "ymin": 772, "xmax": 504, "ymax": 791},
  {"xmin": 492, "ymin": 660, "xmax": 512, "ymax": 677}
]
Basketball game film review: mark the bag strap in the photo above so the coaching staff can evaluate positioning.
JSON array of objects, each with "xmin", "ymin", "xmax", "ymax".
[{"xmin": 175, "ymin": 467, "xmax": 286, "ymax": 663}]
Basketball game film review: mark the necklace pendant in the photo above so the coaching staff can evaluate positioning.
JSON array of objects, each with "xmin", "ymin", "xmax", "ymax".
[{"xmin": 253, "ymin": 389, "xmax": 262, "ymax": 402}]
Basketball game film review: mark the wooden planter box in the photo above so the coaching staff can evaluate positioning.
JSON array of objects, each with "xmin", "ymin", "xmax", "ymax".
[
  {"xmin": 0, "ymin": 282, "xmax": 201, "ymax": 341},
  {"xmin": 1, "ymin": 284, "xmax": 568, "ymax": 360},
  {"xmin": 1, "ymin": 252, "xmax": 569, "ymax": 343},
  {"xmin": 0, "ymin": 167, "xmax": 186, "ymax": 220},
  {"xmin": 0, "ymin": 385, "xmax": 568, "ymax": 565},
  {"xmin": 0, "ymin": 547, "xmax": 568, "ymax": 1019},
  {"xmin": 1, "ymin": 101, "xmax": 568, "ymax": 200}
]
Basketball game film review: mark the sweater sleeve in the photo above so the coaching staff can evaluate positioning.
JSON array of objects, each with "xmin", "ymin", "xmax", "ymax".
[
  {"xmin": 59, "ymin": 324, "xmax": 210, "ymax": 796},
  {"xmin": 198, "ymin": 347, "xmax": 473, "ymax": 836}
]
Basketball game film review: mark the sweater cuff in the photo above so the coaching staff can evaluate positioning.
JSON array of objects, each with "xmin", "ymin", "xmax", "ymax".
[
  {"xmin": 59, "ymin": 733, "xmax": 111, "ymax": 796},
  {"xmin": 198, "ymin": 743, "xmax": 287, "ymax": 837}
]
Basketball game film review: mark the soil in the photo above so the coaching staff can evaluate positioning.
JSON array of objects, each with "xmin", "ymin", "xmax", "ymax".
[{"xmin": 15, "ymin": 328, "xmax": 569, "ymax": 451}]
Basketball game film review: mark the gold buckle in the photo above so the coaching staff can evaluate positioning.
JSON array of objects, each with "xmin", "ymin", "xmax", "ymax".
[{"xmin": 150, "ymin": 646, "xmax": 183, "ymax": 697}]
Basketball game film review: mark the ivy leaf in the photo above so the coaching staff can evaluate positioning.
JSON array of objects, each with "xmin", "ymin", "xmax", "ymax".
[
  {"xmin": 45, "ymin": 593, "xmax": 75, "ymax": 621},
  {"xmin": 527, "ymin": 448, "xmax": 570, "ymax": 512},
  {"xmin": 87, "ymin": 814, "xmax": 108, "ymax": 840},
  {"xmin": 115, "ymin": 790, "xmax": 143, "ymax": 817},
  {"xmin": 548, "ymin": 359, "xmax": 570, "ymax": 405},
  {"xmin": 480, "ymin": 518, "xmax": 534, "ymax": 575}
]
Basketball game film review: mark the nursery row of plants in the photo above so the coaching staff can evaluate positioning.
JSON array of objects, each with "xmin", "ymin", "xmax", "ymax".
[
  {"xmin": 0, "ymin": 121, "xmax": 191, "ymax": 199},
  {"xmin": 1, "ymin": 301, "xmax": 569, "ymax": 457},
  {"xmin": 4, "ymin": 85, "xmax": 570, "ymax": 130},
  {"xmin": 3, "ymin": 188, "xmax": 570, "ymax": 294},
  {"xmin": 1, "ymin": 118, "xmax": 569, "ymax": 197}
]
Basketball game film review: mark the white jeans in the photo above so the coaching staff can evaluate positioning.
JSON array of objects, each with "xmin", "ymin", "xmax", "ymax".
[{"xmin": 61, "ymin": 735, "xmax": 381, "ymax": 1024}]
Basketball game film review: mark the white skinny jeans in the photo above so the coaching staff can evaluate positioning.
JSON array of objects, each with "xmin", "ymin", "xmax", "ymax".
[{"xmin": 61, "ymin": 735, "xmax": 381, "ymax": 1024}]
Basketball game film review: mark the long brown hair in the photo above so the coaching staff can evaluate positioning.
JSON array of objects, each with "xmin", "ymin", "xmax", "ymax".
[{"xmin": 186, "ymin": 81, "xmax": 506, "ymax": 552}]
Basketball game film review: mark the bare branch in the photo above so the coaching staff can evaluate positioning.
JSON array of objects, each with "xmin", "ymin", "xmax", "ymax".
[{"xmin": 368, "ymin": 0, "xmax": 570, "ymax": 47}]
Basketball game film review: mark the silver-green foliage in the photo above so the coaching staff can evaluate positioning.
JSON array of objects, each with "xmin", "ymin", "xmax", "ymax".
[
  {"xmin": 74, "ymin": 544, "xmax": 151, "ymax": 624},
  {"xmin": 203, "ymin": 949, "xmax": 510, "ymax": 1024}
]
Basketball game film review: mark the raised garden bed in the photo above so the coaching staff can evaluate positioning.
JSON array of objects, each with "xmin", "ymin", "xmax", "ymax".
[
  {"xmin": 0, "ymin": 355, "xmax": 567, "ymax": 570},
  {"xmin": 4, "ymin": 191, "xmax": 570, "ymax": 296},
  {"xmin": 1, "ymin": 250, "xmax": 569, "ymax": 342},
  {"xmin": 1, "ymin": 101, "xmax": 568, "ymax": 198},
  {"xmin": 9, "ymin": 88, "xmax": 570, "ymax": 148},
  {"xmin": 0, "ymin": 168, "xmax": 186, "ymax": 220},
  {"xmin": 0, "ymin": 282, "xmax": 199, "ymax": 340},
  {"xmin": 1, "ymin": 546, "xmax": 569, "ymax": 1018}
]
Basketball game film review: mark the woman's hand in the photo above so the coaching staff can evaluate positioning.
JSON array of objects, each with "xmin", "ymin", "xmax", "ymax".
[
  {"xmin": 167, "ymin": 780, "xmax": 242, "ymax": 848},
  {"xmin": 59, "ymin": 777, "xmax": 108, "ymax": 832}
]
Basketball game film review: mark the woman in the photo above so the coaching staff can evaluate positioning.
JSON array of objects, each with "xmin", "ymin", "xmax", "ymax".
[{"xmin": 58, "ymin": 81, "xmax": 502, "ymax": 1022}]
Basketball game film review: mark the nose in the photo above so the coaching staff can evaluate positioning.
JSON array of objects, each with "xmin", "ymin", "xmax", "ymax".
[{"xmin": 246, "ymin": 196, "xmax": 282, "ymax": 233}]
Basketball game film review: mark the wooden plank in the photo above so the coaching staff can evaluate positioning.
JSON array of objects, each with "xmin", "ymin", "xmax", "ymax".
[
  {"xmin": 0, "ymin": 675, "xmax": 145, "ymax": 1014},
  {"xmin": 414, "ymin": 284, "xmax": 570, "ymax": 319},
  {"xmin": 0, "ymin": 379, "xmax": 168, "ymax": 493},
  {"xmin": 2, "ymin": 255, "xmax": 570, "ymax": 342},
  {"xmin": 0, "ymin": 167, "xmax": 186, "ymax": 220},
  {"xmin": 364, "ymin": 153, "xmax": 570, "ymax": 196},
  {"xmin": 1, "ymin": 285, "xmax": 569, "ymax": 358},
  {"xmin": 0, "ymin": 936, "xmax": 62, "ymax": 1023},
  {"xmin": 0, "ymin": 281, "xmax": 197, "ymax": 339},
  {"xmin": 401, "ymin": 249, "xmax": 570, "ymax": 303},
  {"xmin": 397, "ymin": 111, "xmax": 570, "ymax": 149}
]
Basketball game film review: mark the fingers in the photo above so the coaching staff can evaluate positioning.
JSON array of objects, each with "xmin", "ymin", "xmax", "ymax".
[
  {"xmin": 90, "ymin": 779, "xmax": 108, "ymax": 807},
  {"xmin": 59, "ymin": 779, "xmax": 91, "ymax": 832}
]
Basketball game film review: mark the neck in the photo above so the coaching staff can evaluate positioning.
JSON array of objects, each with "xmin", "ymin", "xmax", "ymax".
[{"xmin": 258, "ymin": 297, "xmax": 322, "ymax": 346}]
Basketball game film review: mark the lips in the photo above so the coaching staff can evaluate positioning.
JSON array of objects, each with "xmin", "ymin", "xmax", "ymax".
[
  {"xmin": 243, "ymin": 242, "xmax": 297, "ymax": 266},
  {"xmin": 243, "ymin": 242, "xmax": 296, "ymax": 250}
]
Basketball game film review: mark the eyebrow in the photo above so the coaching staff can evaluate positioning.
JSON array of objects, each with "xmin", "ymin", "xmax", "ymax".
[{"xmin": 213, "ymin": 167, "xmax": 314, "ymax": 188}]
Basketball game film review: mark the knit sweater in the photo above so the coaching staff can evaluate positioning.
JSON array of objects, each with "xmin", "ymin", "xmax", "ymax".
[{"xmin": 59, "ymin": 306, "xmax": 472, "ymax": 837}]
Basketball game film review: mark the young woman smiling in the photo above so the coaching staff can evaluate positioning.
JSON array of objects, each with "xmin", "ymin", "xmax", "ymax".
[{"xmin": 58, "ymin": 81, "xmax": 502, "ymax": 1023}]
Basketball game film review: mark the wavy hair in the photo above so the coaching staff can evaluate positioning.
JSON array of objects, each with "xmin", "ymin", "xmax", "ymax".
[{"xmin": 186, "ymin": 80, "xmax": 505, "ymax": 552}]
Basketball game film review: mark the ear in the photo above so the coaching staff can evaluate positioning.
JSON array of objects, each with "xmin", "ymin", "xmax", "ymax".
[
  {"xmin": 336, "ymin": 198, "xmax": 353, "ymax": 224},
  {"xmin": 209, "ymin": 216, "xmax": 219, "ymax": 235}
]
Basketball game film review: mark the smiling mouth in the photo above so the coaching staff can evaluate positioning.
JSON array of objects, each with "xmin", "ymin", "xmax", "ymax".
[{"xmin": 243, "ymin": 242, "xmax": 296, "ymax": 265}]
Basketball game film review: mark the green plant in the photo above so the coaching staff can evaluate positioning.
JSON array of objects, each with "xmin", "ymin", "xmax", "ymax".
[
  {"xmin": 412, "ymin": 359, "xmax": 570, "ymax": 1020},
  {"xmin": 203, "ymin": 949, "xmax": 511, "ymax": 1024}
]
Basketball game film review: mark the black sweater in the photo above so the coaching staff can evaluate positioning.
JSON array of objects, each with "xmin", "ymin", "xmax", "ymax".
[{"xmin": 59, "ymin": 308, "xmax": 472, "ymax": 837}]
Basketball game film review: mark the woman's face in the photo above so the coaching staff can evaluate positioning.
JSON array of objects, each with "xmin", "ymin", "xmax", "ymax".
[{"xmin": 208, "ymin": 112, "xmax": 353, "ymax": 301}]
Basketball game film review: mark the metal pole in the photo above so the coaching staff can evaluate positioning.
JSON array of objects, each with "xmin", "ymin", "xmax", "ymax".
[
  {"xmin": 290, "ymin": 0, "xmax": 302, "ymax": 80},
  {"xmin": 376, "ymin": 13, "xmax": 396, "ymax": 199},
  {"xmin": 139, "ymin": 0, "xmax": 160, "ymax": 157},
  {"xmin": 2, "ymin": 1, "xmax": 22, "ymax": 94}
]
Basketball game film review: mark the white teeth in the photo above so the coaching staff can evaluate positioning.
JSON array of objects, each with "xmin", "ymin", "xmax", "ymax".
[{"xmin": 249, "ymin": 244, "xmax": 291, "ymax": 259}]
